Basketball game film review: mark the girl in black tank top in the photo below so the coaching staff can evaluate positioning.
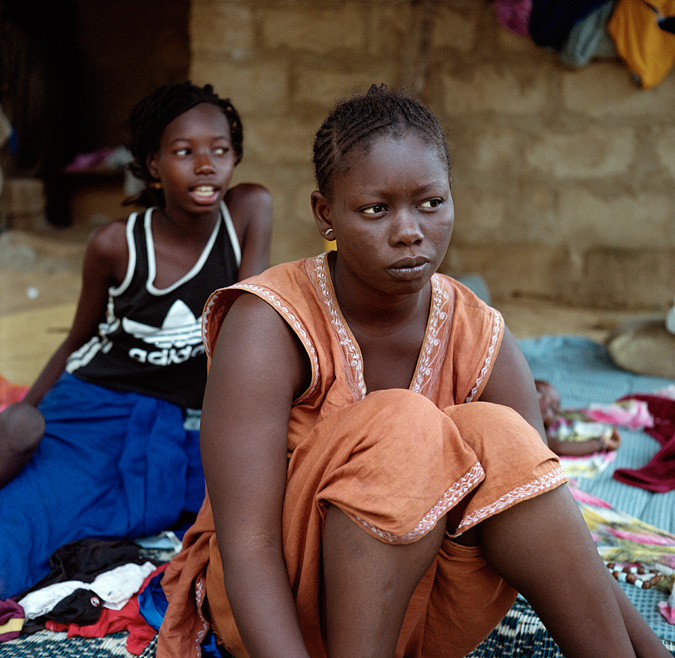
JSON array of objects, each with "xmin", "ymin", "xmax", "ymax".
[{"xmin": 0, "ymin": 82, "xmax": 272, "ymax": 599}]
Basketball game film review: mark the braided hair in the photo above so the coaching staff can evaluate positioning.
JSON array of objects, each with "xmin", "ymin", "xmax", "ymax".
[
  {"xmin": 126, "ymin": 81, "xmax": 243, "ymax": 207},
  {"xmin": 313, "ymin": 84, "xmax": 450, "ymax": 199}
]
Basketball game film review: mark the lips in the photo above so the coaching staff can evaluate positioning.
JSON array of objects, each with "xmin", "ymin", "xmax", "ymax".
[
  {"xmin": 190, "ymin": 185, "xmax": 220, "ymax": 204},
  {"xmin": 387, "ymin": 256, "xmax": 431, "ymax": 280},
  {"xmin": 390, "ymin": 256, "xmax": 429, "ymax": 269}
]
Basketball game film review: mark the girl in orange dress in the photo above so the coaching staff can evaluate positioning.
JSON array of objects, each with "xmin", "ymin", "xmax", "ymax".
[{"xmin": 159, "ymin": 86, "xmax": 670, "ymax": 658}]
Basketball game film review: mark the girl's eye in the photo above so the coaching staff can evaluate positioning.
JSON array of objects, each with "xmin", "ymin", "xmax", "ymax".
[
  {"xmin": 419, "ymin": 198, "xmax": 443, "ymax": 210},
  {"xmin": 214, "ymin": 146, "xmax": 230, "ymax": 155},
  {"xmin": 362, "ymin": 204, "xmax": 386, "ymax": 215},
  {"xmin": 174, "ymin": 148, "xmax": 190, "ymax": 156}
]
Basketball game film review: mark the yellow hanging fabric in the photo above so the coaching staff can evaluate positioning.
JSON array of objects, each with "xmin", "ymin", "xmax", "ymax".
[{"xmin": 608, "ymin": 0, "xmax": 675, "ymax": 88}]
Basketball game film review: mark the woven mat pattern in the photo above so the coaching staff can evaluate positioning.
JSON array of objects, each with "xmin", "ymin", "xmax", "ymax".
[
  {"xmin": 0, "ymin": 597, "xmax": 675, "ymax": 658},
  {"xmin": 0, "ymin": 631, "xmax": 130, "ymax": 657},
  {"xmin": 2, "ymin": 599, "xmax": 672, "ymax": 657},
  {"xmin": 467, "ymin": 597, "xmax": 675, "ymax": 657}
]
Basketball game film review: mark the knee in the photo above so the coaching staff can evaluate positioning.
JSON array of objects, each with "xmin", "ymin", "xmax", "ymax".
[
  {"xmin": 365, "ymin": 388, "xmax": 442, "ymax": 426},
  {"xmin": 0, "ymin": 402, "xmax": 45, "ymax": 455}
]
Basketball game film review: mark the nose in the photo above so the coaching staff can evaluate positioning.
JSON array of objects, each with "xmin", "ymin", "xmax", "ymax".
[
  {"xmin": 391, "ymin": 209, "xmax": 424, "ymax": 246},
  {"xmin": 194, "ymin": 151, "xmax": 215, "ymax": 174}
]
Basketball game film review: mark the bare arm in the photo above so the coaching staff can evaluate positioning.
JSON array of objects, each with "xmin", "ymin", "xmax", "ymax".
[
  {"xmin": 478, "ymin": 326, "xmax": 548, "ymax": 443},
  {"xmin": 609, "ymin": 575, "xmax": 673, "ymax": 657},
  {"xmin": 200, "ymin": 293, "xmax": 311, "ymax": 658},
  {"xmin": 546, "ymin": 429, "xmax": 621, "ymax": 456},
  {"xmin": 22, "ymin": 221, "xmax": 127, "ymax": 406},
  {"xmin": 546, "ymin": 435, "xmax": 604, "ymax": 456},
  {"xmin": 225, "ymin": 183, "xmax": 273, "ymax": 281}
]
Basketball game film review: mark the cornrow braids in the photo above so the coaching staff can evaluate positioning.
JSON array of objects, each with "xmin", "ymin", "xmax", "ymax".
[
  {"xmin": 125, "ymin": 81, "xmax": 243, "ymax": 207},
  {"xmin": 313, "ymin": 84, "xmax": 450, "ymax": 199}
]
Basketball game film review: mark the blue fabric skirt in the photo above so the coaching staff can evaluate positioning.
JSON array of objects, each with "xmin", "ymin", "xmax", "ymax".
[{"xmin": 0, "ymin": 373, "xmax": 204, "ymax": 598}]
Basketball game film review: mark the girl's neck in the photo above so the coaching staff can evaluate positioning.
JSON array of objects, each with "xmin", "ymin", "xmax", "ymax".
[
  {"xmin": 148, "ymin": 206, "xmax": 220, "ymax": 289},
  {"xmin": 153, "ymin": 204, "xmax": 220, "ymax": 242},
  {"xmin": 329, "ymin": 252, "xmax": 431, "ymax": 333}
]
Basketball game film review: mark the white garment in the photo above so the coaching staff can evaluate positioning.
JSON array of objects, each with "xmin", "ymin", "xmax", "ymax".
[
  {"xmin": 665, "ymin": 296, "xmax": 675, "ymax": 336},
  {"xmin": 18, "ymin": 561, "xmax": 156, "ymax": 620}
]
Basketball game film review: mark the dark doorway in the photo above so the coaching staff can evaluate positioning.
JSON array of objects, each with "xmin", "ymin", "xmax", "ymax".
[{"xmin": 0, "ymin": 0, "xmax": 190, "ymax": 226}]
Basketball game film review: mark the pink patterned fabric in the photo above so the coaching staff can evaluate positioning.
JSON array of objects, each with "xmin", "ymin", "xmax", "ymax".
[{"xmin": 494, "ymin": 0, "xmax": 533, "ymax": 36}]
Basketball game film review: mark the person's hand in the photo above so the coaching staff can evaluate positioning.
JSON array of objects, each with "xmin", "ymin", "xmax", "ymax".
[
  {"xmin": 0, "ymin": 402, "xmax": 45, "ymax": 441},
  {"xmin": 0, "ymin": 402, "xmax": 45, "ymax": 487},
  {"xmin": 600, "ymin": 428, "xmax": 621, "ymax": 451}
]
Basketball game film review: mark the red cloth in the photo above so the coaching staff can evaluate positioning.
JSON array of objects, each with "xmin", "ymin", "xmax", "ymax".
[
  {"xmin": 613, "ymin": 394, "xmax": 675, "ymax": 493},
  {"xmin": 45, "ymin": 563, "xmax": 168, "ymax": 655},
  {"xmin": 0, "ymin": 375, "xmax": 27, "ymax": 413},
  {"xmin": 618, "ymin": 394, "xmax": 675, "ymax": 445},
  {"xmin": 0, "ymin": 598, "xmax": 25, "ymax": 642}
]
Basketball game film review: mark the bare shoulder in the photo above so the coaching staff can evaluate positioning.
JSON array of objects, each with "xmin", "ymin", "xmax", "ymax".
[
  {"xmin": 225, "ymin": 182, "xmax": 272, "ymax": 208},
  {"xmin": 219, "ymin": 292, "xmax": 300, "ymax": 357},
  {"xmin": 224, "ymin": 184, "xmax": 273, "ymax": 279},
  {"xmin": 225, "ymin": 183, "xmax": 273, "ymax": 226},
  {"xmin": 86, "ymin": 218, "xmax": 128, "ymax": 260},
  {"xmin": 83, "ymin": 218, "xmax": 129, "ymax": 282},
  {"xmin": 480, "ymin": 327, "xmax": 530, "ymax": 402},
  {"xmin": 213, "ymin": 292, "xmax": 310, "ymax": 400},
  {"xmin": 480, "ymin": 325, "xmax": 546, "ymax": 440}
]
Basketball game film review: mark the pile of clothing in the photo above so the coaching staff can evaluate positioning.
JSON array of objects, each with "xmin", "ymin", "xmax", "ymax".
[
  {"xmin": 0, "ymin": 535, "xmax": 230, "ymax": 657},
  {"xmin": 0, "ymin": 538, "xmax": 170, "ymax": 655},
  {"xmin": 494, "ymin": 0, "xmax": 675, "ymax": 88}
]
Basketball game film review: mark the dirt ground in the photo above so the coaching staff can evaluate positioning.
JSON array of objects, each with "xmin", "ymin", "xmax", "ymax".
[{"xmin": 0, "ymin": 225, "xmax": 650, "ymax": 387}]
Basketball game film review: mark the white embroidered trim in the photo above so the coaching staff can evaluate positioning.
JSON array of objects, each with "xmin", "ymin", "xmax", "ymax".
[
  {"xmin": 194, "ymin": 576, "xmax": 209, "ymax": 658},
  {"xmin": 201, "ymin": 290, "xmax": 220, "ymax": 358},
  {"xmin": 310, "ymin": 254, "xmax": 456, "ymax": 401},
  {"xmin": 464, "ymin": 308, "xmax": 502, "ymax": 403},
  {"xmin": 310, "ymin": 254, "xmax": 367, "ymax": 400},
  {"xmin": 411, "ymin": 276, "xmax": 452, "ymax": 397},
  {"xmin": 455, "ymin": 467, "xmax": 567, "ymax": 533},
  {"xmin": 354, "ymin": 462, "xmax": 484, "ymax": 544}
]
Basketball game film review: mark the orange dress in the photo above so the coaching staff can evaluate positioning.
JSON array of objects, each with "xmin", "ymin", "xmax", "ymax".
[{"xmin": 158, "ymin": 253, "xmax": 565, "ymax": 658}]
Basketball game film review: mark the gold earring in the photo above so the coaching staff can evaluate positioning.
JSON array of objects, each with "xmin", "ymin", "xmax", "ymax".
[{"xmin": 150, "ymin": 180, "xmax": 162, "ymax": 190}]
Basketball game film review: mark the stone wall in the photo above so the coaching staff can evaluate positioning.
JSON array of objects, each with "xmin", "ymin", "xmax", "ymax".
[{"xmin": 189, "ymin": 0, "xmax": 675, "ymax": 310}]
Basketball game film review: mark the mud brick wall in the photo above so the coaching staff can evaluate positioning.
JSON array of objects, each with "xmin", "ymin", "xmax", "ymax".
[{"xmin": 189, "ymin": 0, "xmax": 675, "ymax": 310}]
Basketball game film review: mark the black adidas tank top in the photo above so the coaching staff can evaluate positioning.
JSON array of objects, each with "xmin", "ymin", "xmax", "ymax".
[{"xmin": 66, "ymin": 203, "xmax": 240, "ymax": 408}]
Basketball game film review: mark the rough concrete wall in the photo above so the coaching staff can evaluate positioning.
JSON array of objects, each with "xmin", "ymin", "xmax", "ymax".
[{"xmin": 189, "ymin": 0, "xmax": 675, "ymax": 310}]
